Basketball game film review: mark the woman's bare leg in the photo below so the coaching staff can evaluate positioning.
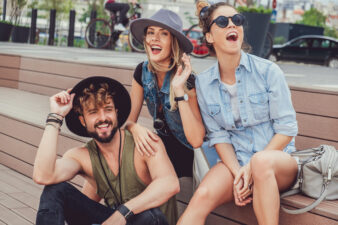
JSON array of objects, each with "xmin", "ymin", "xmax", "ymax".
[
  {"xmin": 177, "ymin": 163, "xmax": 234, "ymax": 225},
  {"xmin": 251, "ymin": 150, "xmax": 298, "ymax": 225}
]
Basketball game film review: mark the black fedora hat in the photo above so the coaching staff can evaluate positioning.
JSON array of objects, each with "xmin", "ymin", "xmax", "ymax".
[{"xmin": 65, "ymin": 76, "xmax": 131, "ymax": 137}]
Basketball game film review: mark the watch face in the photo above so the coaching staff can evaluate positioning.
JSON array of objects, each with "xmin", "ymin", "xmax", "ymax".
[{"xmin": 184, "ymin": 94, "xmax": 189, "ymax": 101}]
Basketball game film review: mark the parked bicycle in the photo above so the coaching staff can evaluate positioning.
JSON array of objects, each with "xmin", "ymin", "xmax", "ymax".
[
  {"xmin": 184, "ymin": 23, "xmax": 273, "ymax": 59},
  {"xmin": 85, "ymin": 3, "xmax": 144, "ymax": 52}
]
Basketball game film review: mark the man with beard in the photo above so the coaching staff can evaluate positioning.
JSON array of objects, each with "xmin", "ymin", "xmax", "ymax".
[{"xmin": 33, "ymin": 76, "xmax": 179, "ymax": 225}]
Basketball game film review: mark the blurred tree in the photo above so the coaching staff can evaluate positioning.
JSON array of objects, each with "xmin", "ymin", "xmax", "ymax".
[
  {"xmin": 297, "ymin": 8, "xmax": 326, "ymax": 27},
  {"xmin": 9, "ymin": 0, "xmax": 28, "ymax": 25}
]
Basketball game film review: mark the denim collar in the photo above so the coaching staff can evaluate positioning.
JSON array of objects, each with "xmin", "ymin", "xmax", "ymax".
[
  {"xmin": 158, "ymin": 69, "xmax": 172, "ymax": 94},
  {"xmin": 208, "ymin": 50, "xmax": 251, "ymax": 84}
]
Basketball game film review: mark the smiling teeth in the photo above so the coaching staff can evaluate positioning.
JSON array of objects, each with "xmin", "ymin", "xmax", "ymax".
[
  {"xmin": 227, "ymin": 32, "xmax": 237, "ymax": 38},
  {"xmin": 97, "ymin": 124, "xmax": 108, "ymax": 128},
  {"xmin": 152, "ymin": 46, "xmax": 162, "ymax": 50}
]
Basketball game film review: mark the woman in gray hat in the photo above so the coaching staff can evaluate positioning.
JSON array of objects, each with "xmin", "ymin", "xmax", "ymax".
[{"xmin": 125, "ymin": 9, "xmax": 206, "ymax": 178}]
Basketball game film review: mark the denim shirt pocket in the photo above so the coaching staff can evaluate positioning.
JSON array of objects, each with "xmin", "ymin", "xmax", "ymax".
[{"xmin": 249, "ymin": 92, "xmax": 269, "ymax": 121}]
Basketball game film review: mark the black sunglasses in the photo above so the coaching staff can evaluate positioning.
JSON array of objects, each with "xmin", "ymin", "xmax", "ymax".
[{"xmin": 208, "ymin": 14, "xmax": 245, "ymax": 31}]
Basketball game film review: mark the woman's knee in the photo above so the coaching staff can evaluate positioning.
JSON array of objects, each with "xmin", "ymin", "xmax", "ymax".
[{"xmin": 251, "ymin": 151, "xmax": 275, "ymax": 181}]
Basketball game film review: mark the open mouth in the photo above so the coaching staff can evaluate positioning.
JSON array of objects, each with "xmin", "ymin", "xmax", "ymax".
[
  {"xmin": 226, "ymin": 32, "xmax": 238, "ymax": 41},
  {"xmin": 151, "ymin": 45, "xmax": 162, "ymax": 54},
  {"xmin": 95, "ymin": 121, "xmax": 112, "ymax": 132}
]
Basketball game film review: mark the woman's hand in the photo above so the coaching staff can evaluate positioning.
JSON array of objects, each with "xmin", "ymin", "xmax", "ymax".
[
  {"xmin": 172, "ymin": 53, "xmax": 192, "ymax": 97},
  {"xmin": 129, "ymin": 123, "xmax": 160, "ymax": 157},
  {"xmin": 233, "ymin": 164, "xmax": 253, "ymax": 206}
]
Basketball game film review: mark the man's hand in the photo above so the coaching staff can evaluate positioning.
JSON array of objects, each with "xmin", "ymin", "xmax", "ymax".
[
  {"xmin": 102, "ymin": 211, "xmax": 126, "ymax": 225},
  {"xmin": 50, "ymin": 89, "xmax": 75, "ymax": 117}
]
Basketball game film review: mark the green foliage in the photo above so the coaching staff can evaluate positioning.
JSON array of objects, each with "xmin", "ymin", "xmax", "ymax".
[
  {"xmin": 0, "ymin": 20, "xmax": 13, "ymax": 25},
  {"xmin": 237, "ymin": 6, "xmax": 272, "ymax": 14},
  {"xmin": 9, "ymin": 0, "xmax": 28, "ymax": 25},
  {"xmin": 297, "ymin": 8, "xmax": 326, "ymax": 27},
  {"xmin": 274, "ymin": 36, "xmax": 286, "ymax": 44},
  {"xmin": 184, "ymin": 11, "xmax": 198, "ymax": 27},
  {"xmin": 27, "ymin": 0, "xmax": 39, "ymax": 9},
  {"xmin": 79, "ymin": 0, "xmax": 109, "ymax": 24},
  {"xmin": 324, "ymin": 26, "xmax": 338, "ymax": 39}
]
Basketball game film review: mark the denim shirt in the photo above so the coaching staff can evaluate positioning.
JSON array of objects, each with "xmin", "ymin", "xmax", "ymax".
[
  {"xmin": 195, "ymin": 51, "xmax": 298, "ymax": 166},
  {"xmin": 141, "ymin": 61, "xmax": 192, "ymax": 150}
]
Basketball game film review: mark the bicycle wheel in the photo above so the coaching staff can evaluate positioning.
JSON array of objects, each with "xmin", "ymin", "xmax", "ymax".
[
  {"xmin": 185, "ymin": 24, "xmax": 209, "ymax": 58},
  {"xmin": 261, "ymin": 32, "xmax": 273, "ymax": 59},
  {"xmin": 85, "ymin": 19, "xmax": 112, "ymax": 49},
  {"xmin": 128, "ymin": 32, "xmax": 145, "ymax": 53}
]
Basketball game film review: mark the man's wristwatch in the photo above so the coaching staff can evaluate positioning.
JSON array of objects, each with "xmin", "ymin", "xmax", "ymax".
[
  {"xmin": 117, "ymin": 204, "xmax": 135, "ymax": 222},
  {"xmin": 174, "ymin": 93, "xmax": 189, "ymax": 102}
]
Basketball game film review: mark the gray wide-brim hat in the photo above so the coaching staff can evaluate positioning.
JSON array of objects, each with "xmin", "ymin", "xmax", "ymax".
[{"xmin": 130, "ymin": 9, "xmax": 193, "ymax": 53}]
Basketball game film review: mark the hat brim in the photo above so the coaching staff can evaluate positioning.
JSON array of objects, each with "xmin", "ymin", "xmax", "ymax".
[
  {"xmin": 130, "ymin": 18, "xmax": 193, "ymax": 54},
  {"xmin": 65, "ymin": 76, "xmax": 131, "ymax": 137}
]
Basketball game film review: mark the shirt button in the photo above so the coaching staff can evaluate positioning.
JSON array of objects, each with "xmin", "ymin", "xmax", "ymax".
[
  {"xmin": 244, "ymin": 119, "xmax": 247, "ymax": 122},
  {"xmin": 240, "ymin": 100, "xmax": 243, "ymax": 103},
  {"xmin": 238, "ymin": 80, "xmax": 241, "ymax": 83}
]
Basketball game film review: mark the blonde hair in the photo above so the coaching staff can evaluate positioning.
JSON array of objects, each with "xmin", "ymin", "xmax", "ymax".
[{"xmin": 144, "ymin": 32, "xmax": 186, "ymax": 111}]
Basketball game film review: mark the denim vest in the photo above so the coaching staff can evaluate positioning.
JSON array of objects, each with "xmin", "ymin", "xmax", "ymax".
[{"xmin": 141, "ymin": 61, "xmax": 192, "ymax": 150}]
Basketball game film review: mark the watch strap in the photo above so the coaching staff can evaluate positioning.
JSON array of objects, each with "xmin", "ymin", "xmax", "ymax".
[
  {"xmin": 174, "ymin": 96, "xmax": 185, "ymax": 102},
  {"xmin": 117, "ymin": 204, "xmax": 134, "ymax": 221}
]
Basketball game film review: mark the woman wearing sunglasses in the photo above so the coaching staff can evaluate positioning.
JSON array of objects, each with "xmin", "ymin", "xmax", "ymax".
[
  {"xmin": 125, "ymin": 9, "xmax": 206, "ymax": 179},
  {"xmin": 177, "ymin": 1, "xmax": 298, "ymax": 225}
]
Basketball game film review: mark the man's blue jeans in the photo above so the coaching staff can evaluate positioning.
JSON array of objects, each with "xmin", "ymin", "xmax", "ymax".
[{"xmin": 36, "ymin": 182, "xmax": 169, "ymax": 225}]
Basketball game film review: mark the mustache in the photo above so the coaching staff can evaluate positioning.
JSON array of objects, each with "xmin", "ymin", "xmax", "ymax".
[{"xmin": 94, "ymin": 120, "xmax": 113, "ymax": 128}]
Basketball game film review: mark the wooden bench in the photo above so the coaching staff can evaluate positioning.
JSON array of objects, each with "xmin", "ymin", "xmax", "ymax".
[{"xmin": 0, "ymin": 53, "xmax": 337, "ymax": 224}]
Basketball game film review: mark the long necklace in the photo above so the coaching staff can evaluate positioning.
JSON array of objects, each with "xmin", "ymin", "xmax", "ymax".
[{"xmin": 97, "ymin": 128, "xmax": 123, "ymax": 207}]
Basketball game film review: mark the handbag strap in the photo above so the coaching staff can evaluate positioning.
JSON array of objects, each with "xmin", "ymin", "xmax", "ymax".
[{"xmin": 280, "ymin": 183, "xmax": 329, "ymax": 214}]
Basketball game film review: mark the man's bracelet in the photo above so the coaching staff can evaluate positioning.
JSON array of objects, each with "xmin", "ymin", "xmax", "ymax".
[
  {"xmin": 46, "ymin": 118, "xmax": 63, "ymax": 126},
  {"xmin": 117, "ymin": 204, "xmax": 134, "ymax": 222}
]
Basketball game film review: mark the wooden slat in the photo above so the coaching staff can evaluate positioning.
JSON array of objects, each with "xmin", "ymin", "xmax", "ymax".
[
  {"xmin": 12, "ymin": 207, "xmax": 37, "ymax": 224},
  {"xmin": 297, "ymin": 113, "xmax": 338, "ymax": 142},
  {"xmin": 0, "ymin": 55, "xmax": 21, "ymax": 68},
  {"xmin": 177, "ymin": 201, "xmax": 241, "ymax": 225},
  {"xmin": 0, "ymin": 67, "xmax": 20, "ymax": 81},
  {"xmin": 296, "ymin": 136, "xmax": 338, "ymax": 150},
  {"xmin": 0, "ymin": 204, "xmax": 32, "ymax": 225},
  {"xmin": 20, "ymin": 57, "xmax": 134, "ymax": 85},
  {"xmin": 0, "ymin": 191, "xmax": 27, "ymax": 209},
  {"xmin": 0, "ymin": 79, "xmax": 19, "ymax": 88},
  {"xmin": 291, "ymin": 89, "xmax": 338, "ymax": 118}
]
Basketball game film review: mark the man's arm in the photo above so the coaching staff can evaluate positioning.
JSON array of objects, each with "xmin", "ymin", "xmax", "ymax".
[
  {"xmin": 124, "ymin": 139, "xmax": 179, "ymax": 213},
  {"xmin": 102, "ymin": 138, "xmax": 179, "ymax": 225},
  {"xmin": 33, "ymin": 90, "xmax": 81, "ymax": 185}
]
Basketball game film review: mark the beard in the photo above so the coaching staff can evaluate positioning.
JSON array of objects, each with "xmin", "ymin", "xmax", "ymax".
[{"xmin": 86, "ymin": 120, "xmax": 118, "ymax": 143}]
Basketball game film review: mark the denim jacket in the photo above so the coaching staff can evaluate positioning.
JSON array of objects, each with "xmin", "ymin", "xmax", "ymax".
[
  {"xmin": 142, "ymin": 61, "xmax": 192, "ymax": 149},
  {"xmin": 195, "ymin": 51, "xmax": 298, "ymax": 166}
]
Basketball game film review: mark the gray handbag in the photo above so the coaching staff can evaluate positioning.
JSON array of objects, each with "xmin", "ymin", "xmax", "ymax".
[{"xmin": 281, "ymin": 145, "xmax": 338, "ymax": 214}]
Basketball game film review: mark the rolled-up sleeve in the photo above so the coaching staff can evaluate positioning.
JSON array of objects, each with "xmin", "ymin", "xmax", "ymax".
[
  {"xmin": 195, "ymin": 78, "xmax": 232, "ymax": 147},
  {"xmin": 266, "ymin": 63, "xmax": 298, "ymax": 136}
]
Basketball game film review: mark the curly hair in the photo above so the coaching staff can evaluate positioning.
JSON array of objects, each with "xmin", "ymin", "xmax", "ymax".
[{"xmin": 73, "ymin": 83, "xmax": 115, "ymax": 115}]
